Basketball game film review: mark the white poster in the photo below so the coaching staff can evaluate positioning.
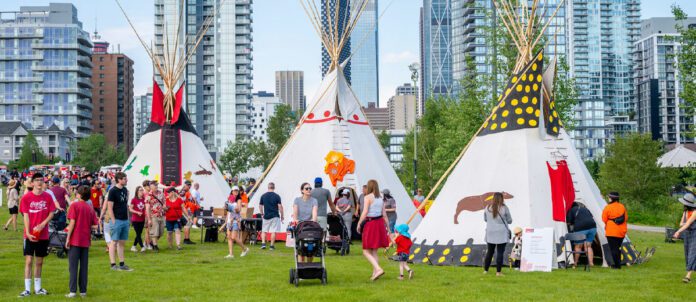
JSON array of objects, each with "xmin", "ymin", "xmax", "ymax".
[{"xmin": 520, "ymin": 227, "xmax": 554, "ymax": 272}]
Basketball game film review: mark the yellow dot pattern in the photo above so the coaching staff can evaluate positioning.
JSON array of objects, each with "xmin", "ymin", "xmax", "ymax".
[{"xmin": 479, "ymin": 50, "xmax": 545, "ymax": 137}]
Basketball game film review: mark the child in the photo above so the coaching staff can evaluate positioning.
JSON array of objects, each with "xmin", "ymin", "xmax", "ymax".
[
  {"xmin": 65, "ymin": 186, "xmax": 99, "ymax": 298},
  {"xmin": 510, "ymin": 227, "xmax": 523, "ymax": 269},
  {"xmin": 391, "ymin": 224, "xmax": 414, "ymax": 280}
]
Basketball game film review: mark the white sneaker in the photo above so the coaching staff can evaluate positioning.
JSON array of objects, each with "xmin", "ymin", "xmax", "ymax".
[
  {"xmin": 240, "ymin": 247, "xmax": 249, "ymax": 257},
  {"xmin": 130, "ymin": 246, "xmax": 137, "ymax": 252},
  {"xmin": 80, "ymin": 293, "xmax": 87, "ymax": 298},
  {"xmin": 225, "ymin": 254, "xmax": 234, "ymax": 259},
  {"xmin": 147, "ymin": 245, "xmax": 153, "ymax": 250},
  {"xmin": 140, "ymin": 246, "xmax": 147, "ymax": 252},
  {"xmin": 66, "ymin": 293, "xmax": 77, "ymax": 298},
  {"xmin": 192, "ymin": 225, "xmax": 199, "ymax": 229}
]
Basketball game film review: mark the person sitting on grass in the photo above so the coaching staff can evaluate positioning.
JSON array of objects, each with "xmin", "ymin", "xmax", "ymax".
[
  {"xmin": 224, "ymin": 186, "xmax": 249, "ymax": 259},
  {"xmin": 389, "ymin": 224, "xmax": 414, "ymax": 280},
  {"xmin": 18, "ymin": 173, "xmax": 55, "ymax": 297},
  {"xmin": 65, "ymin": 185, "xmax": 99, "ymax": 298}
]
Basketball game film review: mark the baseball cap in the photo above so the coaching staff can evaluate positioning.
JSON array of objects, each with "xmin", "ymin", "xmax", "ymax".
[{"xmin": 314, "ymin": 177, "xmax": 323, "ymax": 184}]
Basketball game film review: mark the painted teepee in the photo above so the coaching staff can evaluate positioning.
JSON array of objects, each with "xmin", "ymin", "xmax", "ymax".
[
  {"xmin": 409, "ymin": 0, "xmax": 639, "ymax": 268},
  {"xmin": 248, "ymin": 0, "xmax": 421, "ymax": 233},
  {"xmin": 116, "ymin": 0, "xmax": 229, "ymax": 208}
]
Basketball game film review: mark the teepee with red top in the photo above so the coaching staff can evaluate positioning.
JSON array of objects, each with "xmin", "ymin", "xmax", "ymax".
[{"xmin": 116, "ymin": 0, "xmax": 229, "ymax": 209}]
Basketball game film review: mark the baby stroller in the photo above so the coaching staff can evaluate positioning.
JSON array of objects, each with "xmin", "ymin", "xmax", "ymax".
[
  {"xmin": 47, "ymin": 220, "xmax": 68, "ymax": 258},
  {"xmin": 289, "ymin": 221, "xmax": 327, "ymax": 287},
  {"xmin": 325, "ymin": 213, "xmax": 350, "ymax": 255}
]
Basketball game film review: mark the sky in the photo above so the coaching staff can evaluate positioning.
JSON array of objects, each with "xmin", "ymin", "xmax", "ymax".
[{"xmin": 6, "ymin": 0, "xmax": 696, "ymax": 107}]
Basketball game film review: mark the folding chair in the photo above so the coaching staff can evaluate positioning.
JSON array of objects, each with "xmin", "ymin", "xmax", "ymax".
[{"xmin": 562, "ymin": 233, "xmax": 590, "ymax": 271}]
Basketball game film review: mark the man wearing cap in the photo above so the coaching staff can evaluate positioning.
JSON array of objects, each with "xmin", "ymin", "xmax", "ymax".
[
  {"xmin": 335, "ymin": 188, "xmax": 354, "ymax": 239},
  {"xmin": 601, "ymin": 192, "xmax": 627, "ymax": 269},
  {"xmin": 259, "ymin": 182, "xmax": 283, "ymax": 250},
  {"xmin": 310, "ymin": 177, "xmax": 337, "ymax": 230},
  {"xmin": 49, "ymin": 176, "xmax": 70, "ymax": 230}
]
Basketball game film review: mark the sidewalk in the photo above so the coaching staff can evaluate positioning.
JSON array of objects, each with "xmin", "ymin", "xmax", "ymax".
[{"xmin": 628, "ymin": 224, "xmax": 664, "ymax": 233}]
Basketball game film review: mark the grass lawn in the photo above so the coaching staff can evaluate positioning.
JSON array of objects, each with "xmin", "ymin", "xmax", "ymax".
[{"xmin": 0, "ymin": 203, "xmax": 693, "ymax": 301}]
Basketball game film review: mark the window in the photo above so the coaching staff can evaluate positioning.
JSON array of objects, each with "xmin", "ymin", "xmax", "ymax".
[
  {"xmin": 99, "ymin": 65, "xmax": 105, "ymax": 70},
  {"xmin": 99, "ymin": 82, "xmax": 104, "ymax": 87},
  {"xmin": 99, "ymin": 107, "xmax": 104, "ymax": 112},
  {"xmin": 3, "ymin": 137, "xmax": 9, "ymax": 144},
  {"xmin": 99, "ymin": 74, "xmax": 104, "ymax": 79},
  {"xmin": 99, "ymin": 90, "xmax": 104, "ymax": 95},
  {"xmin": 99, "ymin": 57, "xmax": 104, "ymax": 62}
]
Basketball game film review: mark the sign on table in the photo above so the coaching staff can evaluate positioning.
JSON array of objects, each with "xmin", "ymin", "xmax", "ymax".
[{"xmin": 520, "ymin": 227, "xmax": 554, "ymax": 272}]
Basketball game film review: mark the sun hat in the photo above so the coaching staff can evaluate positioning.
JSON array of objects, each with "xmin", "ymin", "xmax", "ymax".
[
  {"xmin": 395, "ymin": 224, "xmax": 410, "ymax": 238},
  {"xmin": 513, "ymin": 227, "xmax": 523, "ymax": 235},
  {"xmin": 232, "ymin": 186, "xmax": 239, "ymax": 191},
  {"xmin": 382, "ymin": 188, "xmax": 391, "ymax": 195},
  {"xmin": 679, "ymin": 193, "xmax": 696, "ymax": 207}
]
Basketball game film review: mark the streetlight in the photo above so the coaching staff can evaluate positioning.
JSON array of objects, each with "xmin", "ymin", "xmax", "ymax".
[{"xmin": 409, "ymin": 62, "xmax": 420, "ymax": 197}]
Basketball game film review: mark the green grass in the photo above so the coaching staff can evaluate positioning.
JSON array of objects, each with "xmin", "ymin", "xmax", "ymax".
[{"xmin": 0, "ymin": 202, "xmax": 693, "ymax": 301}]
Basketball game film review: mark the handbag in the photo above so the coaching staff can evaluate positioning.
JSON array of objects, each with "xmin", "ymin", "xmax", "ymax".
[{"xmin": 612, "ymin": 212, "xmax": 626, "ymax": 225}]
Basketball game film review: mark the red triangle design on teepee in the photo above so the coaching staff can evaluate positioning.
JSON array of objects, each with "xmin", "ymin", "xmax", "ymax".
[
  {"xmin": 171, "ymin": 82, "xmax": 185, "ymax": 124},
  {"xmin": 151, "ymin": 80, "xmax": 166, "ymax": 126}
]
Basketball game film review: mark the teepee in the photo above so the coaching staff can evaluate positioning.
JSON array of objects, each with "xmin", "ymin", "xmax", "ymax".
[
  {"xmin": 408, "ymin": 0, "xmax": 639, "ymax": 268},
  {"xmin": 116, "ymin": 0, "xmax": 230, "ymax": 208},
  {"xmin": 248, "ymin": 0, "xmax": 421, "ymax": 233}
]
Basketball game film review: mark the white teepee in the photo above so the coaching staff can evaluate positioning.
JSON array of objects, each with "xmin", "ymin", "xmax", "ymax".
[
  {"xmin": 117, "ymin": 0, "xmax": 230, "ymax": 207},
  {"xmin": 248, "ymin": 0, "xmax": 421, "ymax": 234},
  {"xmin": 408, "ymin": 0, "xmax": 639, "ymax": 267}
]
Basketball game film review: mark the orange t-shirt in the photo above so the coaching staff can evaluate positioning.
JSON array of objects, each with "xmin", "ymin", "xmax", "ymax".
[{"xmin": 602, "ymin": 202, "xmax": 628, "ymax": 238}]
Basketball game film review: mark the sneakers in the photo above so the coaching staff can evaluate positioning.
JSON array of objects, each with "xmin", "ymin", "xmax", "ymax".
[
  {"xmin": 111, "ymin": 265, "xmax": 120, "ymax": 271},
  {"xmin": 260, "ymin": 244, "xmax": 266, "ymax": 250},
  {"xmin": 240, "ymin": 247, "xmax": 249, "ymax": 257},
  {"xmin": 66, "ymin": 293, "xmax": 77, "ymax": 298},
  {"xmin": 140, "ymin": 246, "xmax": 147, "ymax": 252},
  {"xmin": 80, "ymin": 293, "xmax": 87, "ymax": 298},
  {"xmin": 225, "ymin": 254, "xmax": 234, "ymax": 259},
  {"xmin": 183, "ymin": 239, "xmax": 195, "ymax": 245},
  {"xmin": 147, "ymin": 245, "xmax": 153, "ymax": 250},
  {"xmin": 192, "ymin": 225, "xmax": 199, "ymax": 229},
  {"xmin": 153, "ymin": 246, "xmax": 160, "ymax": 253},
  {"xmin": 18, "ymin": 290, "xmax": 31, "ymax": 298},
  {"xmin": 270, "ymin": 245, "xmax": 275, "ymax": 251},
  {"xmin": 130, "ymin": 246, "xmax": 137, "ymax": 252},
  {"xmin": 35, "ymin": 288, "xmax": 49, "ymax": 295},
  {"xmin": 119, "ymin": 265, "xmax": 133, "ymax": 272},
  {"xmin": 176, "ymin": 246, "xmax": 182, "ymax": 251}
]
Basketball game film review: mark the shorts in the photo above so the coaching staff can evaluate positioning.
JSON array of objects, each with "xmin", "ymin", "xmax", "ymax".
[
  {"xmin": 24, "ymin": 239, "xmax": 49, "ymax": 257},
  {"xmin": 103, "ymin": 221, "xmax": 112, "ymax": 243},
  {"xmin": 149, "ymin": 217, "xmax": 165, "ymax": 238},
  {"xmin": 573, "ymin": 228, "xmax": 597, "ymax": 245},
  {"xmin": 227, "ymin": 221, "xmax": 240, "ymax": 232},
  {"xmin": 9, "ymin": 206, "xmax": 18, "ymax": 215},
  {"xmin": 262, "ymin": 217, "xmax": 281, "ymax": 233},
  {"xmin": 317, "ymin": 216, "xmax": 328, "ymax": 230},
  {"xmin": 397, "ymin": 252, "xmax": 409, "ymax": 262},
  {"xmin": 166, "ymin": 220, "xmax": 181, "ymax": 232},
  {"xmin": 110, "ymin": 219, "xmax": 130, "ymax": 241}
]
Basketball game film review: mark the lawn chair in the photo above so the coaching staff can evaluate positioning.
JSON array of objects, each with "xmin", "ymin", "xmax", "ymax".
[{"xmin": 562, "ymin": 233, "xmax": 589, "ymax": 271}]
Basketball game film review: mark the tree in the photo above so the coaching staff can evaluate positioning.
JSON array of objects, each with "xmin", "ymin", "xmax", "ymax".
[
  {"xmin": 218, "ymin": 140, "xmax": 253, "ymax": 178},
  {"xmin": 584, "ymin": 159, "xmax": 602, "ymax": 182},
  {"xmin": 672, "ymin": 5, "xmax": 696, "ymax": 136},
  {"xmin": 251, "ymin": 104, "xmax": 299, "ymax": 169},
  {"xmin": 11, "ymin": 133, "xmax": 47, "ymax": 170},
  {"xmin": 554, "ymin": 56, "xmax": 579, "ymax": 130},
  {"xmin": 378, "ymin": 130, "xmax": 390, "ymax": 155},
  {"xmin": 598, "ymin": 133, "xmax": 678, "ymax": 210},
  {"xmin": 70, "ymin": 134, "xmax": 127, "ymax": 172}
]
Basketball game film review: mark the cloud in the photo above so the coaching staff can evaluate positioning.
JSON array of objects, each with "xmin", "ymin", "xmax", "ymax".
[{"xmin": 383, "ymin": 51, "xmax": 418, "ymax": 64}]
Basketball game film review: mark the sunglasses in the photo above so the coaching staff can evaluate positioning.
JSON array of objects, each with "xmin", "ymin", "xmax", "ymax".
[{"xmin": 303, "ymin": 187, "xmax": 312, "ymax": 191}]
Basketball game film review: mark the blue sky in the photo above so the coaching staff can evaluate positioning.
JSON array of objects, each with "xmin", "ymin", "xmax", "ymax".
[{"xmin": 6, "ymin": 0, "xmax": 696, "ymax": 106}]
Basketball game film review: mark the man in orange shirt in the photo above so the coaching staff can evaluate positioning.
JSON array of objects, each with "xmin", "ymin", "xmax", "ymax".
[
  {"xmin": 602, "ymin": 192, "xmax": 628, "ymax": 269},
  {"xmin": 180, "ymin": 181, "xmax": 197, "ymax": 245}
]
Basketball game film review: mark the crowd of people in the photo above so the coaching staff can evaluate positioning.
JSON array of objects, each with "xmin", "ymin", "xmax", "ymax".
[{"xmin": 4, "ymin": 166, "xmax": 696, "ymax": 297}]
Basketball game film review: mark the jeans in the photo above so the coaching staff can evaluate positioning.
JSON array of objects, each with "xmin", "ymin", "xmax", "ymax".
[
  {"xmin": 607, "ymin": 236, "xmax": 624, "ymax": 269},
  {"xmin": 484, "ymin": 243, "xmax": 507, "ymax": 273},
  {"xmin": 132, "ymin": 221, "xmax": 145, "ymax": 248},
  {"xmin": 388, "ymin": 217, "xmax": 397, "ymax": 233},
  {"xmin": 68, "ymin": 246, "xmax": 89, "ymax": 294}
]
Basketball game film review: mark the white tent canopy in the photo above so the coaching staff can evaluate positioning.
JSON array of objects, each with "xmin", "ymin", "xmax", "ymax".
[
  {"xmin": 658, "ymin": 144, "xmax": 696, "ymax": 168},
  {"xmin": 248, "ymin": 66, "xmax": 421, "ymax": 233}
]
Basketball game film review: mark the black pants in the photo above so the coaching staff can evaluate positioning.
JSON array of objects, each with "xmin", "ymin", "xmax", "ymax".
[
  {"xmin": 132, "ymin": 221, "xmax": 145, "ymax": 248},
  {"xmin": 484, "ymin": 243, "xmax": 507, "ymax": 273},
  {"xmin": 68, "ymin": 247, "xmax": 89, "ymax": 294},
  {"xmin": 607, "ymin": 236, "xmax": 624, "ymax": 269}
]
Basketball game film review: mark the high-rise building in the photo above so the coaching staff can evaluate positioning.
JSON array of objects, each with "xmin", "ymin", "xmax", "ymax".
[
  {"xmin": 133, "ymin": 88, "xmax": 153, "ymax": 145},
  {"xmin": 349, "ymin": 0, "xmax": 379, "ymax": 106},
  {"xmin": 388, "ymin": 84, "xmax": 417, "ymax": 130},
  {"xmin": 386, "ymin": 129, "xmax": 407, "ymax": 168},
  {"xmin": 0, "ymin": 3, "xmax": 93, "ymax": 138},
  {"xmin": 90, "ymin": 32, "xmax": 134, "ymax": 152},
  {"xmin": 395, "ymin": 83, "xmax": 418, "ymax": 96},
  {"xmin": 154, "ymin": 0, "xmax": 253, "ymax": 157},
  {"xmin": 634, "ymin": 17, "xmax": 696, "ymax": 144},
  {"xmin": 420, "ymin": 0, "xmax": 453, "ymax": 110},
  {"xmin": 364, "ymin": 102, "xmax": 389, "ymax": 131},
  {"xmin": 251, "ymin": 91, "xmax": 282, "ymax": 141},
  {"xmin": 275, "ymin": 71, "xmax": 305, "ymax": 111},
  {"xmin": 567, "ymin": 0, "xmax": 641, "ymax": 160},
  {"xmin": 321, "ymin": 0, "xmax": 351, "ymax": 81}
]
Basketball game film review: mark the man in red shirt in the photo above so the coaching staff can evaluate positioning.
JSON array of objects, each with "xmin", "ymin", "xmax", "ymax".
[
  {"xmin": 18, "ymin": 173, "xmax": 55, "ymax": 297},
  {"xmin": 65, "ymin": 186, "xmax": 99, "ymax": 298}
]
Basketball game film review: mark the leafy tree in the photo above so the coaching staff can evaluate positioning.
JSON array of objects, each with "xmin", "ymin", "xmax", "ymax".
[
  {"xmin": 672, "ymin": 5, "xmax": 696, "ymax": 136},
  {"xmin": 70, "ymin": 134, "xmax": 127, "ymax": 172},
  {"xmin": 584, "ymin": 159, "xmax": 602, "ymax": 182},
  {"xmin": 378, "ymin": 130, "xmax": 390, "ymax": 155},
  {"xmin": 267, "ymin": 104, "xmax": 298, "ymax": 154},
  {"xmin": 598, "ymin": 133, "xmax": 678, "ymax": 210},
  {"xmin": 219, "ymin": 140, "xmax": 253, "ymax": 177},
  {"xmin": 554, "ymin": 56, "xmax": 579, "ymax": 130},
  {"xmin": 11, "ymin": 133, "xmax": 48, "ymax": 170}
]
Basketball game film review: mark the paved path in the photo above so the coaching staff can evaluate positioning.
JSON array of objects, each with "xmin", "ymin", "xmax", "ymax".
[{"xmin": 628, "ymin": 224, "xmax": 664, "ymax": 233}]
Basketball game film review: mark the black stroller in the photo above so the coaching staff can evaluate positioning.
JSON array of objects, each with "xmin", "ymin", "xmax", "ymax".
[
  {"xmin": 325, "ymin": 213, "xmax": 350, "ymax": 255},
  {"xmin": 47, "ymin": 220, "xmax": 68, "ymax": 258},
  {"xmin": 289, "ymin": 221, "xmax": 327, "ymax": 287}
]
